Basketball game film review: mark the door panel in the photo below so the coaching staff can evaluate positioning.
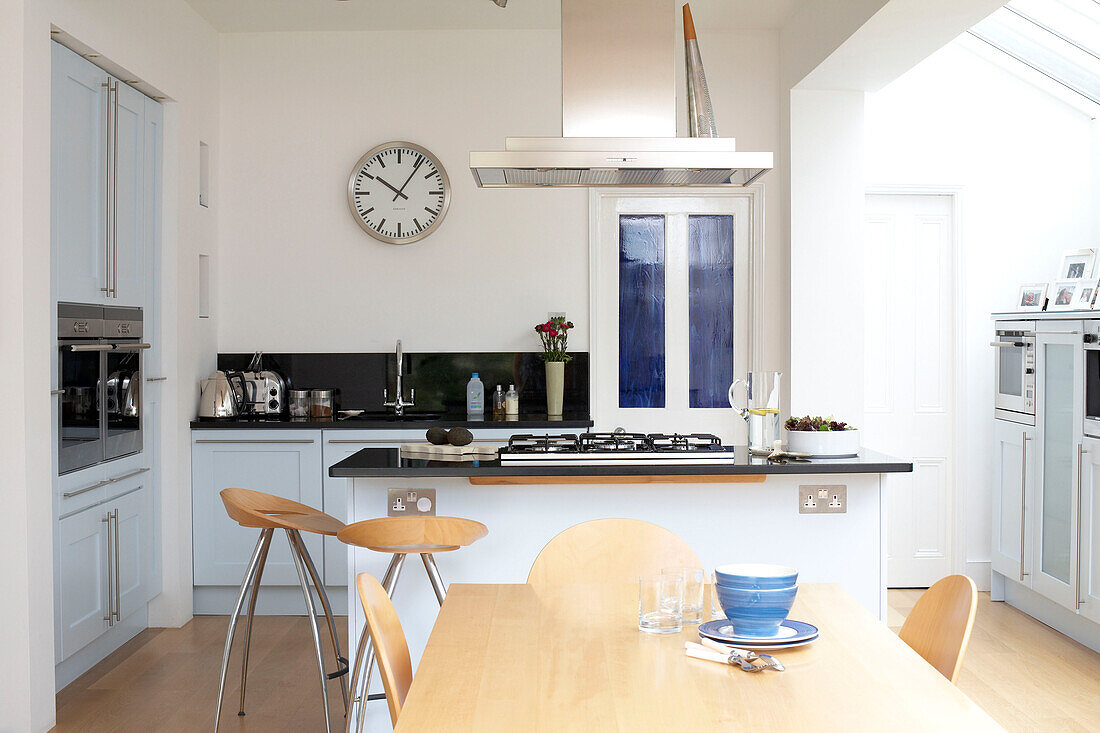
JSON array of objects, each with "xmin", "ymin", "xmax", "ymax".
[
  {"xmin": 863, "ymin": 194, "xmax": 955, "ymax": 587},
  {"xmin": 1080, "ymin": 437, "xmax": 1100, "ymax": 622},
  {"xmin": 111, "ymin": 80, "xmax": 146, "ymax": 307},
  {"xmin": 58, "ymin": 504, "xmax": 109, "ymax": 658},
  {"xmin": 52, "ymin": 43, "xmax": 107, "ymax": 305},
  {"xmin": 114, "ymin": 483, "xmax": 153, "ymax": 619},
  {"xmin": 991, "ymin": 420, "xmax": 1035, "ymax": 583}
]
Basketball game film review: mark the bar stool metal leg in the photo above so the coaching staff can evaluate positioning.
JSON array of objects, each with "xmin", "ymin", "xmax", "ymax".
[
  {"xmin": 238, "ymin": 528, "xmax": 274, "ymax": 715},
  {"xmin": 289, "ymin": 530, "xmax": 333, "ymax": 733},
  {"xmin": 289, "ymin": 529, "xmax": 350, "ymax": 712},
  {"xmin": 421, "ymin": 553, "xmax": 447, "ymax": 606},
  {"xmin": 214, "ymin": 530, "xmax": 269, "ymax": 732},
  {"xmin": 347, "ymin": 553, "xmax": 405, "ymax": 733}
]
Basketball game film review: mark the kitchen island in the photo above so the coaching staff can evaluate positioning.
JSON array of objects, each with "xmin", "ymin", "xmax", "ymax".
[{"xmin": 331, "ymin": 446, "xmax": 911, "ymax": 712}]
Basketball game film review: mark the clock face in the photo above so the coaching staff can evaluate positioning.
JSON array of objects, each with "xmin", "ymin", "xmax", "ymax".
[{"xmin": 346, "ymin": 141, "xmax": 451, "ymax": 244}]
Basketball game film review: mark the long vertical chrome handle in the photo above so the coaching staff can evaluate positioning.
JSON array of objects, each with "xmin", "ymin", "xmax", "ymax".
[
  {"xmin": 100, "ymin": 79, "xmax": 112, "ymax": 296},
  {"xmin": 102, "ymin": 512, "xmax": 114, "ymax": 625},
  {"xmin": 110, "ymin": 79, "xmax": 119, "ymax": 298},
  {"xmin": 1076, "ymin": 444, "xmax": 1085, "ymax": 610},
  {"xmin": 112, "ymin": 509, "xmax": 121, "ymax": 620},
  {"xmin": 1021, "ymin": 432, "xmax": 1031, "ymax": 581}
]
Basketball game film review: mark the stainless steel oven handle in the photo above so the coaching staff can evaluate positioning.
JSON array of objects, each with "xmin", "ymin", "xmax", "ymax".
[
  {"xmin": 63, "ymin": 478, "xmax": 114, "ymax": 499},
  {"xmin": 990, "ymin": 341, "xmax": 1025, "ymax": 348},
  {"xmin": 1035, "ymin": 330, "xmax": 1080, "ymax": 335},
  {"xmin": 112, "ymin": 343, "xmax": 152, "ymax": 351},
  {"xmin": 69, "ymin": 344, "xmax": 115, "ymax": 352},
  {"xmin": 1020, "ymin": 432, "xmax": 1030, "ymax": 581}
]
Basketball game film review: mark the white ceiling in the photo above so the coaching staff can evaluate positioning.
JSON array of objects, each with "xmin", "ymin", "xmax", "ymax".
[{"xmin": 184, "ymin": 0, "xmax": 803, "ymax": 33}]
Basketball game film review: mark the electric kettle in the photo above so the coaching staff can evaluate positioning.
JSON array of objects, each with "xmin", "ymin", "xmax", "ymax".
[{"xmin": 198, "ymin": 370, "xmax": 247, "ymax": 419}]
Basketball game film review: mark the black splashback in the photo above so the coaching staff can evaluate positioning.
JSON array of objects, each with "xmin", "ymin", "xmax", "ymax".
[{"xmin": 217, "ymin": 352, "xmax": 590, "ymax": 415}]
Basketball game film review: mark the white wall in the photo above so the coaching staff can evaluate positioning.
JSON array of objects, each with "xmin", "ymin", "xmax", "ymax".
[
  {"xmin": 2, "ymin": 1, "xmax": 219, "ymax": 728},
  {"xmin": 215, "ymin": 28, "xmax": 787, "ymax": 369},
  {"xmin": 865, "ymin": 42, "xmax": 1098, "ymax": 580}
]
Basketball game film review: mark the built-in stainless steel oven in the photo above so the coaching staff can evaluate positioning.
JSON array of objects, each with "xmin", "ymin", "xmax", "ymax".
[
  {"xmin": 992, "ymin": 320, "xmax": 1035, "ymax": 425},
  {"xmin": 1083, "ymin": 322, "xmax": 1100, "ymax": 438},
  {"xmin": 58, "ymin": 303, "xmax": 149, "ymax": 474}
]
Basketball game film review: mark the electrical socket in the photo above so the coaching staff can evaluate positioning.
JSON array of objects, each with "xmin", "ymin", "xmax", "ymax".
[
  {"xmin": 388, "ymin": 488, "xmax": 436, "ymax": 517},
  {"xmin": 798, "ymin": 485, "xmax": 847, "ymax": 514}
]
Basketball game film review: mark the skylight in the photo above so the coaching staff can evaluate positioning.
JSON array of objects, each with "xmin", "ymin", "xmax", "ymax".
[{"xmin": 967, "ymin": 0, "xmax": 1100, "ymax": 113}]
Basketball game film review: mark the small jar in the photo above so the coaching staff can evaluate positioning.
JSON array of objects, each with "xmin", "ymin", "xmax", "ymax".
[
  {"xmin": 310, "ymin": 388, "xmax": 334, "ymax": 421},
  {"xmin": 288, "ymin": 389, "xmax": 311, "ymax": 420}
]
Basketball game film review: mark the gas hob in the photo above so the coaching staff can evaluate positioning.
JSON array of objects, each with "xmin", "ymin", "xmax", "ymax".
[{"xmin": 499, "ymin": 432, "xmax": 736, "ymax": 465}]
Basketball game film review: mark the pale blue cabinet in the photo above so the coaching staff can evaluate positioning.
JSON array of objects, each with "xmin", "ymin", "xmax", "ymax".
[
  {"xmin": 51, "ymin": 41, "xmax": 160, "ymax": 307},
  {"xmin": 191, "ymin": 431, "xmax": 324, "ymax": 586}
]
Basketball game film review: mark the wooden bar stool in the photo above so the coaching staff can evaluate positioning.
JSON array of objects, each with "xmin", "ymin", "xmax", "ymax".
[
  {"xmin": 215, "ymin": 488, "xmax": 350, "ymax": 733},
  {"xmin": 337, "ymin": 516, "xmax": 488, "ymax": 733}
]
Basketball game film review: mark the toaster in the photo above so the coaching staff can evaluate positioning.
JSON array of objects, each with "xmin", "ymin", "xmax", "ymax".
[{"xmin": 241, "ymin": 370, "xmax": 286, "ymax": 415}]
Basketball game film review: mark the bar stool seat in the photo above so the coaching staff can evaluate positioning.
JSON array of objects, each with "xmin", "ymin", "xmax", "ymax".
[
  {"xmin": 337, "ymin": 516, "xmax": 487, "ymax": 733},
  {"xmin": 215, "ymin": 488, "xmax": 349, "ymax": 733}
]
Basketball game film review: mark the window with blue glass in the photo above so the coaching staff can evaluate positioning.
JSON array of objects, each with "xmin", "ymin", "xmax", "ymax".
[
  {"xmin": 618, "ymin": 215, "xmax": 666, "ymax": 408},
  {"xmin": 687, "ymin": 215, "xmax": 735, "ymax": 408}
]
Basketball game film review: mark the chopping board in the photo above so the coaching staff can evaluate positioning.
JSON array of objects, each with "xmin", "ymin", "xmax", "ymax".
[{"xmin": 400, "ymin": 443, "xmax": 499, "ymax": 461}]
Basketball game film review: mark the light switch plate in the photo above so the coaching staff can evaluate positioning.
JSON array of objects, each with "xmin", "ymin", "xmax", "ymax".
[
  {"xmin": 388, "ymin": 488, "xmax": 436, "ymax": 516},
  {"xmin": 798, "ymin": 485, "xmax": 846, "ymax": 514}
]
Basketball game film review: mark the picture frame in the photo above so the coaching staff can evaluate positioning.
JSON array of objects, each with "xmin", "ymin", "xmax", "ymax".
[
  {"xmin": 1049, "ymin": 279, "xmax": 1082, "ymax": 311},
  {"xmin": 1059, "ymin": 248, "xmax": 1096, "ymax": 280},
  {"xmin": 1076, "ymin": 278, "xmax": 1100, "ymax": 310},
  {"xmin": 1017, "ymin": 282, "xmax": 1048, "ymax": 312}
]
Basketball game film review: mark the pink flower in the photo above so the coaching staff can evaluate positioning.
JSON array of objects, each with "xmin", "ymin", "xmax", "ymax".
[{"xmin": 548, "ymin": 329, "xmax": 559, "ymax": 337}]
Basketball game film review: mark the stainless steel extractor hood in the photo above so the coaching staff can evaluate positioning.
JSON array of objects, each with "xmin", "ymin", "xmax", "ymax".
[{"xmin": 469, "ymin": 0, "xmax": 773, "ymax": 188}]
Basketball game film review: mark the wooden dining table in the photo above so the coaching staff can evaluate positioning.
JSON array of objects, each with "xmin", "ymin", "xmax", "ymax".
[{"xmin": 394, "ymin": 582, "xmax": 1003, "ymax": 732}]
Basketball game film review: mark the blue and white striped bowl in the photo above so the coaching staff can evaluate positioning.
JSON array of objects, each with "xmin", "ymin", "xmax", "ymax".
[
  {"xmin": 714, "ymin": 563, "xmax": 798, "ymax": 589},
  {"xmin": 715, "ymin": 584, "xmax": 798, "ymax": 637}
]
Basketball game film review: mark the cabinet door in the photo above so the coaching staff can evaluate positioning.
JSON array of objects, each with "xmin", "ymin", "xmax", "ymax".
[
  {"xmin": 57, "ymin": 504, "xmax": 110, "ymax": 658},
  {"xmin": 114, "ymin": 482, "xmax": 154, "ymax": 620},
  {"xmin": 991, "ymin": 420, "xmax": 1036, "ymax": 584},
  {"xmin": 110, "ymin": 79, "xmax": 146, "ymax": 307},
  {"xmin": 192, "ymin": 432, "xmax": 323, "ymax": 586},
  {"xmin": 1079, "ymin": 437, "xmax": 1100, "ymax": 622},
  {"xmin": 1032, "ymin": 329, "xmax": 1084, "ymax": 609},
  {"xmin": 51, "ymin": 42, "xmax": 107, "ymax": 304}
]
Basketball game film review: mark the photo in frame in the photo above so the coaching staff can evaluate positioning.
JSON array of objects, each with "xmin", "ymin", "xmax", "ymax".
[
  {"xmin": 1059, "ymin": 249, "xmax": 1096, "ymax": 280},
  {"xmin": 1049, "ymin": 279, "xmax": 1082, "ymax": 311},
  {"xmin": 1017, "ymin": 282, "xmax": 1048, "ymax": 312},
  {"xmin": 1076, "ymin": 278, "xmax": 1100, "ymax": 310}
]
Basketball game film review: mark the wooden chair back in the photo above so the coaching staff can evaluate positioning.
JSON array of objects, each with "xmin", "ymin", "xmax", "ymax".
[
  {"xmin": 356, "ymin": 573, "xmax": 413, "ymax": 725},
  {"xmin": 219, "ymin": 488, "xmax": 344, "ymax": 536},
  {"xmin": 898, "ymin": 574, "xmax": 978, "ymax": 684},
  {"xmin": 526, "ymin": 518, "xmax": 703, "ymax": 584},
  {"xmin": 337, "ymin": 516, "xmax": 488, "ymax": 554}
]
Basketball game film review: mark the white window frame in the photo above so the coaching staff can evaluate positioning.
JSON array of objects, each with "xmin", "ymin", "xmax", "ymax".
[{"xmin": 588, "ymin": 187, "xmax": 765, "ymax": 437}]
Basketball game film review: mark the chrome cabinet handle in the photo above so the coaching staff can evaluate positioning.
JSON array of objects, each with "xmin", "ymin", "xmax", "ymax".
[
  {"xmin": 102, "ymin": 511, "xmax": 114, "ymax": 625},
  {"xmin": 109, "ymin": 467, "xmax": 150, "ymax": 483},
  {"xmin": 1077, "ymin": 444, "xmax": 1085, "ymax": 610},
  {"xmin": 51, "ymin": 389, "xmax": 65, "ymax": 396},
  {"xmin": 112, "ymin": 509, "xmax": 120, "ymax": 621},
  {"xmin": 110, "ymin": 79, "xmax": 119, "ymax": 298},
  {"xmin": 101, "ymin": 78, "xmax": 112, "ymax": 296},
  {"xmin": 327, "ymin": 439, "xmax": 400, "ymax": 444},
  {"xmin": 145, "ymin": 376, "xmax": 168, "ymax": 382},
  {"xmin": 1021, "ymin": 432, "xmax": 1030, "ymax": 581},
  {"xmin": 990, "ymin": 341, "xmax": 1025, "ymax": 348},
  {"xmin": 194, "ymin": 439, "xmax": 315, "ymax": 444},
  {"xmin": 63, "ymin": 478, "xmax": 113, "ymax": 499}
]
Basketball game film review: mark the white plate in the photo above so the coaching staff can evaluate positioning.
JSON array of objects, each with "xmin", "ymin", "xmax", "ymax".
[{"xmin": 698, "ymin": 619, "xmax": 820, "ymax": 648}]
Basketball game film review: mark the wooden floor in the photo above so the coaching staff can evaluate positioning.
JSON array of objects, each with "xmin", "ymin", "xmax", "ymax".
[{"xmin": 51, "ymin": 592, "xmax": 1100, "ymax": 732}]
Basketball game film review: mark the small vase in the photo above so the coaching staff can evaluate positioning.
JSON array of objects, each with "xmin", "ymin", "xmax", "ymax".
[{"xmin": 545, "ymin": 361, "xmax": 565, "ymax": 418}]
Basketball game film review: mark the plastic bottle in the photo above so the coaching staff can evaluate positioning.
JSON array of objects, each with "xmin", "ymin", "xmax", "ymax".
[
  {"xmin": 505, "ymin": 384, "xmax": 519, "ymax": 417},
  {"xmin": 492, "ymin": 385, "xmax": 506, "ymax": 419},
  {"xmin": 466, "ymin": 373, "xmax": 485, "ymax": 415}
]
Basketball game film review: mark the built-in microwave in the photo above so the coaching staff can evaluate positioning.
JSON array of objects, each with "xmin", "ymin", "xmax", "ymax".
[
  {"xmin": 992, "ymin": 320, "xmax": 1035, "ymax": 425},
  {"xmin": 58, "ymin": 303, "xmax": 150, "ymax": 474},
  {"xmin": 1084, "ymin": 322, "xmax": 1100, "ymax": 438}
]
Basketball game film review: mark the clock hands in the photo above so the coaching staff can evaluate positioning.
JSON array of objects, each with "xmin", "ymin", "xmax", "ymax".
[
  {"xmin": 375, "ymin": 176, "xmax": 408, "ymax": 201},
  {"xmin": 391, "ymin": 156, "xmax": 424, "ymax": 202}
]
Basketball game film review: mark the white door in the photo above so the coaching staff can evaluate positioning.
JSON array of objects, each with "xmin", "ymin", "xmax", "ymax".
[
  {"xmin": 111, "ymin": 78, "xmax": 147, "ymax": 307},
  {"xmin": 592, "ymin": 192, "xmax": 757, "ymax": 442},
  {"xmin": 1079, "ymin": 436, "xmax": 1100, "ymax": 623},
  {"xmin": 114, "ymin": 483, "xmax": 154, "ymax": 619},
  {"xmin": 990, "ymin": 420, "xmax": 1036, "ymax": 585},
  {"xmin": 863, "ymin": 193, "xmax": 955, "ymax": 587},
  {"xmin": 57, "ymin": 504, "xmax": 110, "ymax": 658}
]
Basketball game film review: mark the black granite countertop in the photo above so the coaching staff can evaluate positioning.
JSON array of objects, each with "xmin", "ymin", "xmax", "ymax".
[
  {"xmin": 328, "ymin": 447, "xmax": 913, "ymax": 478},
  {"xmin": 190, "ymin": 412, "xmax": 594, "ymax": 430}
]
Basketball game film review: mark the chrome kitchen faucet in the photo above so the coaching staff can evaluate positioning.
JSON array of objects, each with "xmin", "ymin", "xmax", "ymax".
[{"xmin": 383, "ymin": 339, "xmax": 415, "ymax": 416}]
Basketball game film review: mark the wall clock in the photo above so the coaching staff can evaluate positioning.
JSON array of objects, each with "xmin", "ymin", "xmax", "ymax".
[{"xmin": 346, "ymin": 141, "xmax": 451, "ymax": 245}]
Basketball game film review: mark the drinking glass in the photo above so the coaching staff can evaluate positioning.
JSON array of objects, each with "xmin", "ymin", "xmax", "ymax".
[
  {"xmin": 710, "ymin": 572, "xmax": 723, "ymax": 621},
  {"xmin": 638, "ymin": 573, "xmax": 683, "ymax": 634},
  {"xmin": 664, "ymin": 567, "xmax": 704, "ymax": 625}
]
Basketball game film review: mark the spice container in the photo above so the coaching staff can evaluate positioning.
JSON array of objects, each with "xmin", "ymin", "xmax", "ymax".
[
  {"xmin": 310, "ymin": 388, "xmax": 334, "ymax": 421},
  {"xmin": 289, "ymin": 389, "xmax": 311, "ymax": 420}
]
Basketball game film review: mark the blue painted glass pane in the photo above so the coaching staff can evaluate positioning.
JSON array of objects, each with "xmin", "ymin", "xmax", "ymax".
[
  {"xmin": 619, "ymin": 215, "xmax": 665, "ymax": 408},
  {"xmin": 688, "ymin": 215, "xmax": 735, "ymax": 408}
]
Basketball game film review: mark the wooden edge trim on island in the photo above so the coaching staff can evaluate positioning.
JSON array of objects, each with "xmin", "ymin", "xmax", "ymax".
[{"xmin": 467, "ymin": 474, "xmax": 767, "ymax": 485}]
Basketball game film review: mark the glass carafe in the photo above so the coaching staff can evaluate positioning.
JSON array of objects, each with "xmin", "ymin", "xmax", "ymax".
[{"xmin": 728, "ymin": 371, "xmax": 782, "ymax": 452}]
